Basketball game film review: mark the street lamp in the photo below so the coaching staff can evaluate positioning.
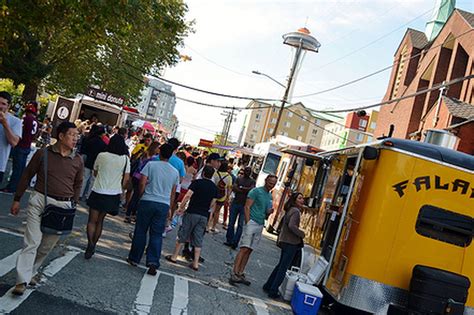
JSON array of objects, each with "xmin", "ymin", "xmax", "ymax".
[
  {"xmin": 252, "ymin": 70, "xmax": 286, "ymax": 88},
  {"xmin": 272, "ymin": 27, "xmax": 320, "ymax": 138}
]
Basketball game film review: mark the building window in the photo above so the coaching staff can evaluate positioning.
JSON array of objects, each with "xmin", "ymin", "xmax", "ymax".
[
  {"xmin": 287, "ymin": 112, "xmax": 293, "ymax": 118},
  {"xmin": 284, "ymin": 121, "xmax": 291, "ymax": 128},
  {"xmin": 256, "ymin": 113, "xmax": 261, "ymax": 121},
  {"xmin": 271, "ymin": 118, "xmax": 277, "ymax": 124},
  {"xmin": 250, "ymin": 134, "xmax": 255, "ymax": 140},
  {"xmin": 283, "ymin": 132, "xmax": 288, "ymax": 136},
  {"xmin": 272, "ymin": 107, "xmax": 277, "ymax": 113},
  {"xmin": 268, "ymin": 128, "xmax": 274, "ymax": 134},
  {"xmin": 315, "ymin": 119, "xmax": 321, "ymax": 125},
  {"xmin": 298, "ymin": 125, "xmax": 305, "ymax": 132},
  {"xmin": 367, "ymin": 135, "xmax": 373, "ymax": 142},
  {"xmin": 356, "ymin": 133, "xmax": 364, "ymax": 142},
  {"xmin": 312, "ymin": 129, "xmax": 318, "ymax": 135},
  {"xmin": 416, "ymin": 205, "xmax": 473, "ymax": 248},
  {"xmin": 370, "ymin": 122, "xmax": 377, "ymax": 130},
  {"xmin": 359, "ymin": 120, "xmax": 367, "ymax": 128}
]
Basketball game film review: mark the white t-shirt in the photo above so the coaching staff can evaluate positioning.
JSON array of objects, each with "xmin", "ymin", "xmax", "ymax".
[
  {"xmin": 0, "ymin": 113, "xmax": 22, "ymax": 172},
  {"xmin": 92, "ymin": 152, "xmax": 130, "ymax": 195}
]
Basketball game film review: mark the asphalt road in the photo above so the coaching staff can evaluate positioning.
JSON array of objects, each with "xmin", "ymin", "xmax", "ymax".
[{"xmin": 0, "ymin": 189, "xmax": 294, "ymax": 315}]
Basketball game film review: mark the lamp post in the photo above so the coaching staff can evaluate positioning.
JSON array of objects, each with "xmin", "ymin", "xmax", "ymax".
[
  {"xmin": 271, "ymin": 27, "xmax": 320, "ymax": 138},
  {"xmin": 252, "ymin": 70, "xmax": 286, "ymax": 88}
]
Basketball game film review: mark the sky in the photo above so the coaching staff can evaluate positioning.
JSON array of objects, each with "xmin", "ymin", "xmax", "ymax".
[{"xmin": 163, "ymin": 0, "xmax": 474, "ymax": 145}]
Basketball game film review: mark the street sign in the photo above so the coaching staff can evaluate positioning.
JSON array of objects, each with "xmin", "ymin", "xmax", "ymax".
[
  {"xmin": 198, "ymin": 139, "xmax": 213, "ymax": 147},
  {"xmin": 86, "ymin": 87, "xmax": 125, "ymax": 107}
]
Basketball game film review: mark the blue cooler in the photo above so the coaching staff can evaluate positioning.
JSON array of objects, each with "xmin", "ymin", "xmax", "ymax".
[{"xmin": 291, "ymin": 282, "xmax": 323, "ymax": 314}]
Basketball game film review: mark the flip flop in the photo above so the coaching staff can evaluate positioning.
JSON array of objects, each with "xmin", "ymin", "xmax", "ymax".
[
  {"xmin": 165, "ymin": 255, "xmax": 178, "ymax": 264},
  {"xmin": 188, "ymin": 263, "xmax": 198, "ymax": 271}
]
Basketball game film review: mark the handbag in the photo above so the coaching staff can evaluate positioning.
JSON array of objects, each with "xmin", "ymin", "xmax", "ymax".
[{"xmin": 40, "ymin": 148, "xmax": 76, "ymax": 235}]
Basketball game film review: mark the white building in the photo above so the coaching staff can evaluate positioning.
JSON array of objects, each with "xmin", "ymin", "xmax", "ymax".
[{"xmin": 138, "ymin": 77, "xmax": 176, "ymax": 130}]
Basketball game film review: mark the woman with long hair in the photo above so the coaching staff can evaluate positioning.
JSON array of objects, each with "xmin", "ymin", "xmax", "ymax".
[
  {"xmin": 85, "ymin": 135, "xmax": 130, "ymax": 259},
  {"xmin": 263, "ymin": 192, "xmax": 306, "ymax": 299},
  {"xmin": 124, "ymin": 141, "xmax": 160, "ymax": 223},
  {"xmin": 178, "ymin": 156, "xmax": 197, "ymax": 202}
]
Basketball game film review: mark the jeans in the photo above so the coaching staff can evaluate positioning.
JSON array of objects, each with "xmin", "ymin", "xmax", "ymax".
[
  {"xmin": 6, "ymin": 146, "xmax": 31, "ymax": 192},
  {"xmin": 80, "ymin": 167, "xmax": 95, "ymax": 200},
  {"xmin": 126, "ymin": 177, "xmax": 140, "ymax": 217},
  {"xmin": 263, "ymin": 243, "xmax": 301, "ymax": 295},
  {"xmin": 128, "ymin": 200, "xmax": 169, "ymax": 267},
  {"xmin": 225, "ymin": 202, "xmax": 245, "ymax": 246}
]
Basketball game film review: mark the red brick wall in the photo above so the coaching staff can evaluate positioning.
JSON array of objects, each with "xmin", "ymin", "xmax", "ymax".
[
  {"xmin": 374, "ymin": 11, "xmax": 474, "ymax": 145},
  {"xmin": 455, "ymin": 123, "xmax": 474, "ymax": 154}
]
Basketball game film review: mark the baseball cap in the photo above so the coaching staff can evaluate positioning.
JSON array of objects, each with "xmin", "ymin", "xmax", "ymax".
[
  {"xmin": 207, "ymin": 153, "xmax": 224, "ymax": 161},
  {"xmin": 25, "ymin": 101, "xmax": 38, "ymax": 114}
]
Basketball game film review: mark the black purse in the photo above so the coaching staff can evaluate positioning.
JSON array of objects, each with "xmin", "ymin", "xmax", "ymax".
[{"xmin": 40, "ymin": 148, "xmax": 76, "ymax": 235}]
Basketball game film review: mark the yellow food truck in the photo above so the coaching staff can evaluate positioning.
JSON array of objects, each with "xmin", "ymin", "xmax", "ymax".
[{"xmin": 279, "ymin": 138, "xmax": 474, "ymax": 314}]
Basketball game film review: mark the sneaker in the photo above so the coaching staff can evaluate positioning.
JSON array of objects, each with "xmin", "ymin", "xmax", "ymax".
[
  {"xmin": 12, "ymin": 283, "xmax": 26, "ymax": 296},
  {"xmin": 198, "ymin": 256, "xmax": 205, "ymax": 263},
  {"xmin": 229, "ymin": 273, "xmax": 242, "ymax": 285},
  {"xmin": 147, "ymin": 265, "xmax": 157, "ymax": 276},
  {"xmin": 124, "ymin": 217, "xmax": 132, "ymax": 223},
  {"xmin": 223, "ymin": 242, "xmax": 233, "ymax": 247},
  {"xmin": 29, "ymin": 274, "xmax": 42, "ymax": 286},
  {"xmin": 268, "ymin": 292, "xmax": 281, "ymax": 299},
  {"xmin": 238, "ymin": 274, "xmax": 251, "ymax": 286}
]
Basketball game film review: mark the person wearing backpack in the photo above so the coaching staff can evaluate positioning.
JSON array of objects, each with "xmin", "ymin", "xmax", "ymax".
[{"xmin": 208, "ymin": 161, "xmax": 232, "ymax": 233}]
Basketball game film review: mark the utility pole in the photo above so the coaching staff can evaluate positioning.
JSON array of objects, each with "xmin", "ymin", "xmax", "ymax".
[{"xmin": 220, "ymin": 108, "xmax": 238, "ymax": 146}]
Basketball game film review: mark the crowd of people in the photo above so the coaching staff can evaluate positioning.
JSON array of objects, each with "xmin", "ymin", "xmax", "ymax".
[{"xmin": 1, "ymin": 91, "xmax": 306, "ymax": 302}]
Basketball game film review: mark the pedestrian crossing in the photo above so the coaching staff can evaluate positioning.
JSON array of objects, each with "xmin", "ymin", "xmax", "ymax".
[{"xmin": 0, "ymin": 228, "xmax": 291, "ymax": 314}]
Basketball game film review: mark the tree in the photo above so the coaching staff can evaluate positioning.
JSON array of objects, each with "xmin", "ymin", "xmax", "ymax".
[{"xmin": 0, "ymin": 1, "xmax": 191, "ymax": 105}]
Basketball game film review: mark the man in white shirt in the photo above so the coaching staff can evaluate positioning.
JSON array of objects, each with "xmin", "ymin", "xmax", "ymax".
[
  {"xmin": 127, "ymin": 143, "xmax": 179, "ymax": 276},
  {"xmin": 0, "ymin": 91, "xmax": 22, "ymax": 184}
]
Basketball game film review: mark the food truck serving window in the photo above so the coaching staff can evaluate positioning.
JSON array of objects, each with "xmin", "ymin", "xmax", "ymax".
[
  {"xmin": 415, "ymin": 205, "xmax": 474, "ymax": 248},
  {"xmin": 262, "ymin": 153, "xmax": 281, "ymax": 175}
]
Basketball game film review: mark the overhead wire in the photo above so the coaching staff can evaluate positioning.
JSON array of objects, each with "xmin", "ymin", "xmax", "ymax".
[
  {"xmin": 285, "ymin": 108, "xmax": 358, "ymax": 145},
  {"xmin": 310, "ymin": 74, "xmax": 474, "ymax": 114},
  {"xmin": 293, "ymin": 28, "xmax": 474, "ymax": 98}
]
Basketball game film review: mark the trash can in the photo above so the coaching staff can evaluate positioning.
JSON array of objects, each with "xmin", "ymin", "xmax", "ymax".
[{"xmin": 291, "ymin": 282, "xmax": 323, "ymax": 315}]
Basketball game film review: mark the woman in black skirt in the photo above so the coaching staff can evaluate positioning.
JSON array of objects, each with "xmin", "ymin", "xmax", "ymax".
[{"xmin": 85, "ymin": 135, "xmax": 130, "ymax": 259}]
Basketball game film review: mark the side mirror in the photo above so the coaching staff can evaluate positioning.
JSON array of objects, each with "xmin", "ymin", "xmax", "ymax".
[{"xmin": 363, "ymin": 147, "xmax": 378, "ymax": 160}]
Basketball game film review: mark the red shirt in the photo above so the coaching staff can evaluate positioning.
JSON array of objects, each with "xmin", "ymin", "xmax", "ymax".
[{"xmin": 17, "ymin": 114, "xmax": 38, "ymax": 149}]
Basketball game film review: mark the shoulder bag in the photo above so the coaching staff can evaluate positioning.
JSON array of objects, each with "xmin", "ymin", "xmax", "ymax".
[{"xmin": 40, "ymin": 148, "xmax": 77, "ymax": 235}]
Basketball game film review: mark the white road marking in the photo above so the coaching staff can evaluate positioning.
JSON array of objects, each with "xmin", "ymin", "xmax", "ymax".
[
  {"xmin": 0, "ymin": 249, "xmax": 79, "ymax": 313},
  {"xmin": 0, "ymin": 230, "xmax": 289, "ymax": 312},
  {"xmin": 171, "ymin": 276, "xmax": 188, "ymax": 315},
  {"xmin": 0, "ymin": 249, "xmax": 21, "ymax": 277},
  {"xmin": 132, "ymin": 272, "xmax": 161, "ymax": 315},
  {"xmin": 251, "ymin": 297, "xmax": 270, "ymax": 315}
]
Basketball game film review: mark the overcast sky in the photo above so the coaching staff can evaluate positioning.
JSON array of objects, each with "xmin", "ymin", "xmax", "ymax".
[{"xmin": 163, "ymin": 0, "xmax": 473, "ymax": 145}]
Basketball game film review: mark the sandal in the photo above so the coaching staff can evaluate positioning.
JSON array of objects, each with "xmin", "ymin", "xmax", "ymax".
[
  {"xmin": 165, "ymin": 255, "xmax": 178, "ymax": 264},
  {"xmin": 188, "ymin": 263, "xmax": 198, "ymax": 271}
]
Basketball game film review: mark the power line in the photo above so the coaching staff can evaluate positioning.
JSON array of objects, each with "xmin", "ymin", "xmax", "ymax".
[
  {"xmin": 293, "ymin": 28, "xmax": 474, "ymax": 99},
  {"xmin": 302, "ymin": 8, "xmax": 434, "ymax": 74},
  {"xmin": 122, "ymin": 61, "xmax": 281, "ymax": 102},
  {"xmin": 311, "ymin": 74, "xmax": 474, "ymax": 114},
  {"xmin": 285, "ymin": 108, "xmax": 358, "ymax": 145}
]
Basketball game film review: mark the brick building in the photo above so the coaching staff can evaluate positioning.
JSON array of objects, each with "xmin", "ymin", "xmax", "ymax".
[{"xmin": 374, "ymin": 3, "xmax": 474, "ymax": 154}]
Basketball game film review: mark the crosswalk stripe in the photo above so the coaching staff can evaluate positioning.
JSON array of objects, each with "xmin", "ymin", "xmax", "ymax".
[
  {"xmin": 132, "ymin": 272, "xmax": 161, "ymax": 315},
  {"xmin": 0, "ymin": 249, "xmax": 79, "ymax": 314},
  {"xmin": 251, "ymin": 297, "xmax": 270, "ymax": 315},
  {"xmin": 171, "ymin": 276, "xmax": 188, "ymax": 315},
  {"xmin": 0, "ymin": 249, "xmax": 21, "ymax": 277}
]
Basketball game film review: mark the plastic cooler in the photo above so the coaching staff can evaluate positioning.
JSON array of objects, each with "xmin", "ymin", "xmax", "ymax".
[
  {"xmin": 279, "ymin": 267, "xmax": 309, "ymax": 301},
  {"xmin": 291, "ymin": 282, "xmax": 323, "ymax": 315}
]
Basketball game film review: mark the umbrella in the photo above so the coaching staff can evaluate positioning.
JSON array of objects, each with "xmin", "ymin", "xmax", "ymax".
[{"xmin": 132, "ymin": 120, "xmax": 155, "ymax": 132}]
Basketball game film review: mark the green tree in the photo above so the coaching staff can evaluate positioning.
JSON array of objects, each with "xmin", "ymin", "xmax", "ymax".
[{"xmin": 0, "ymin": 1, "xmax": 191, "ymax": 105}]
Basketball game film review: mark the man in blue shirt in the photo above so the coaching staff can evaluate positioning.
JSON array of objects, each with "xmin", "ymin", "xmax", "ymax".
[
  {"xmin": 230, "ymin": 174, "xmax": 277, "ymax": 286},
  {"xmin": 127, "ymin": 143, "xmax": 179, "ymax": 276}
]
